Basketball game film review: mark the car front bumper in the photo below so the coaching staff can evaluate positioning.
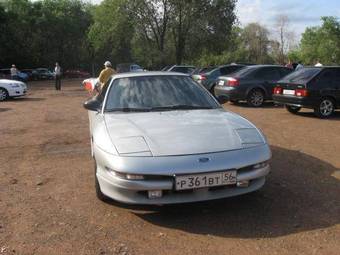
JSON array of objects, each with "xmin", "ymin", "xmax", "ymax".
[{"xmin": 94, "ymin": 144, "xmax": 271, "ymax": 205}]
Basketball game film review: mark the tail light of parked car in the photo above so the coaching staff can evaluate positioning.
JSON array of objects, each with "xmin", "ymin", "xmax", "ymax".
[
  {"xmin": 199, "ymin": 75, "xmax": 207, "ymax": 81},
  {"xmin": 273, "ymin": 87, "xmax": 282, "ymax": 94},
  {"xmin": 295, "ymin": 88, "xmax": 308, "ymax": 97},
  {"xmin": 226, "ymin": 77, "xmax": 240, "ymax": 86}
]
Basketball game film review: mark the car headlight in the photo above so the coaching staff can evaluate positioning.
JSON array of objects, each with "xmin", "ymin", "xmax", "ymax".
[
  {"xmin": 235, "ymin": 128, "xmax": 265, "ymax": 148},
  {"xmin": 105, "ymin": 166, "xmax": 144, "ymax": 180}
]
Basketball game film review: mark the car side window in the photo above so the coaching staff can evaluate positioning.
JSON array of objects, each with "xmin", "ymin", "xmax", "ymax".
[
  {"xmin": 254, "ymin": 68, "xmax": 281, "ymax": 80},
  {"xmin": 317, "ymin": 70, "xmax": 336, "ymax": 86}
]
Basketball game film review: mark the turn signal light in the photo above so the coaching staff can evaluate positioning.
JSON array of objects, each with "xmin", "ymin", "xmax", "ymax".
[{"xmin": 295, "ymin": 89, "xmax": 308, "ymax": 97}]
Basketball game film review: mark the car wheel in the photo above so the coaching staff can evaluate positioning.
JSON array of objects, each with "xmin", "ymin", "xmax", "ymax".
[
  {"xmin": 247, "ymin": 89, "xmax": 264, "ymax": 107},
  {"xmin": 314, "ymin": 98, "xmax": 335, "ymax": 118},
  {"xmin": 94, "ymin": 160, "xmax": 111, "ymax": 202},
  {"xmin": 285, "ymin": 105, "xmax": 301, "ymax": 114},
  {"xmin": 0, "ymin": 88, "xmax": 9, "ymax": 101}
]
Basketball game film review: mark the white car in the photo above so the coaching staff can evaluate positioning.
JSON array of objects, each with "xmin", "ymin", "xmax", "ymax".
[
  {"xmin": 0, "ymin": 79, "xmax": 27, "ymax": 101},
  {"xmin": 84, "ymin": 72, "xmax": 271, "ymax": 204}
]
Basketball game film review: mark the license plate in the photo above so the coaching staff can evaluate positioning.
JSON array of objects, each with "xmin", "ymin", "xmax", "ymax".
[
  {"xmin": 283, "ymin": 89, "xmax": 295, "ymax": 95},
  {"xmin": 175, "ymin": 171, "xmax": 237, "ymax": 190},
  {"xmin": 218, "ymin": 80, "xmax": 225, "ymax": 86}
]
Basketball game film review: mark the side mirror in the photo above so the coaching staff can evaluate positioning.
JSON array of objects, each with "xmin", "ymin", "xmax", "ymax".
[
  {"xmin": 217, "ymin": 95, "xmax": 229, "ymax": 104},
  {"xmin": 83, "ymin": 98, "xmax": 101, "ymax": 112}
]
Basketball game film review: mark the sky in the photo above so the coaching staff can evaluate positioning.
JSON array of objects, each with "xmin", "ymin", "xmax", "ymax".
[{"xmin": 89, "ymin": 0, "xmax": 340, "ymax": 38}]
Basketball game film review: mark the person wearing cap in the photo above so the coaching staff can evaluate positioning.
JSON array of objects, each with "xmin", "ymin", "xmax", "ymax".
[
  {"xmin": 54, "ymin": 62, "xmax": 62, "ymax": 90},
  {"xmin": 98, "ymin": 61, "xmax": 116, "ymax": 89},
  {"xmin": 10, "ymin": 65, "xmax": 18, "ymax": 80}
]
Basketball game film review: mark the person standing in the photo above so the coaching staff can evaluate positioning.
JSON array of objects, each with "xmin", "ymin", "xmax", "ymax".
[
  {"xmin": 315, "ymin": 60, "xmax": 323, "ymax": 67},
  {"xmin": 295, "ymin": 61, "xmax": 304, "ymax": 71},
  {"xmin": 285, "ymin": 59, "xmax": 293, "ymax": 69},
  {"xmin": 10, "ymin": 64, "xmax": 18, "ymax": 80},
  {"xmin": 98, "ymin": 61, "xmax": 116, "ymax": 90},
  {"xmin": 55, "ymin": 62, "xmax": 62, "ymax": 90}
]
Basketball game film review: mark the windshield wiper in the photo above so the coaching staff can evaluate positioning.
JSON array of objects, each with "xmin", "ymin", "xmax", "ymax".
[
  {"xmin": 105, "ymin": 107, "xmax": 151, "ymax": 112},
  {"xmin": 150, "ymin": 105, "xmax": 214, "ymax": 111}
]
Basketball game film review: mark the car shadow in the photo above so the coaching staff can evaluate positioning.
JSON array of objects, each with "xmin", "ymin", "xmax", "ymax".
[
  {"xmin": 8, "ymin": 97, "xmax": 45, "ymax": 102},
  {"xmin": 127, "ymin": 146, "xmax": 340, "ymax": 238},
  {"xmin": 293, "ymin": 110, "xmax": 340, "ymax": 120},
  {"xmin": 226, "ymin": 101, "xmax": 283, "ymax": 109},
  {"xmin": 0, "ymin": 107, "xmax": 11, "ymax": 112}
]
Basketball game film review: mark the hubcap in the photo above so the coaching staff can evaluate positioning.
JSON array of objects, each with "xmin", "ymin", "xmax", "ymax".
[
  {"xmin": 250, "ymin": 91, "xmax": 264, "ymax": 106},
  {"xmin": 0, "ymin": 90, "xmax": 7, "ymax": 101},
  {"xmin": 320, "ymin": 99, "xmax": 334, "ymax": 116}
]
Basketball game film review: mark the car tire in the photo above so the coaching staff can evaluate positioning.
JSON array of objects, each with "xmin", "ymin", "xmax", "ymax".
[
  {"xmin": 285, "ymin": 105, "xmax": 301, "ymax": 114},
  {"xmin": 247, "ymin": 89, "xmax": 264, "ymax": 107},
  {"xmin": 0, "ymin": 88, "xmax": 9, "ymax": 101},
  {"xmin": 314, "ymin": 98, "xmax": 335, "ymax": 118},
  {"xmin": 94, "ymin": 160, "xmax": 111, "ymax": 202}
]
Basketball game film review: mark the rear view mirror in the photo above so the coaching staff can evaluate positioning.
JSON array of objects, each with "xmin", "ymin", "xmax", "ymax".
[
  {"xmin": 83, "ymin": 98, "xmax": 101, "ymax": 112},
  {"xmin": 217, "ymin": 95, "xmax": 229, "ymax": 104}
]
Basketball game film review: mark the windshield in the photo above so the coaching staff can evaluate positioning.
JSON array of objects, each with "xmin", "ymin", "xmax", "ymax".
[
  {"xmin": 104, "ymin": 75, "xmax": 219, "ymax": 112},
  {"xmin": 280, "ymin": 68, "xmax": 321, "ymax": 83}
]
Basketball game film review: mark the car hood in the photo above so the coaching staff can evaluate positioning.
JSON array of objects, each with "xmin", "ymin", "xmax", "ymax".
[{"xmin": 104, "ymin": 109, "xmax": 264, "ymax": 157}]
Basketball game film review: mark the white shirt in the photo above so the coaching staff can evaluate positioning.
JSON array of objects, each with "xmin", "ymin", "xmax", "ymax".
[
  {"xmin": 55, "ymin": 66, "xmax": 61, "ymax": 75},
  {"xmin": 10, "ymin": 67, "xmax": 18, "ymax": 76}
]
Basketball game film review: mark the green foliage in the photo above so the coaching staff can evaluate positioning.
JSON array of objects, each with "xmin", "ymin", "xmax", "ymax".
[
  {"xmin": 290, "ymin": 16, "xmax": 340, "ymax": 65},
  {"xmin": 0, "ymin": 0, "xmax": 92, "ymax": 69}
]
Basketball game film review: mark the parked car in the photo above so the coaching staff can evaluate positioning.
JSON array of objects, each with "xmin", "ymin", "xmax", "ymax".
[
  {"xmin": 21, "ymin": 69, "xmax": 34, "ymax": 80},
  {"xmin": 0, "ymin": 69, "xmax": 29, "ymax": 82},
  {"xmin": 166, "ymin": 65, "xmax": 196, "ymax": 74},
  {"xmin": 273, "ymin": 66, "xmax": 340, "ymax": 118},
  {"xmin": 64, "ymin": 69, "xmax": 90, "ymax": 78},
  {"xmin": 194, "ymin": 65, "xmax": 246, "ymax": 94},
  {"xmin": 32, "ymin": 68, "xmax": 54, "ymax": 80},
  {"xmin": 116, "ymin": 63, "xmax": 143, "ymax": 73},
  {"xmin": 83, "ymin": 72, "xmax": 271, "ymax": 204},
  {"xmin": 214, "ymin": 65, "xmax": 293, "ymax": 107},
  {"xmin": 0, "ymin": 79, "xmax": 27, "ymax": 101}
]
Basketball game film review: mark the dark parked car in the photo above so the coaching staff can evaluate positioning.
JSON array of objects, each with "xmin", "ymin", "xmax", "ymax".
[
  {"xmin": 21, "ymin": 69, "xmax": 34, "ymax": 80},
  {"xmin": 166, "ymin": 65, "xmax": 196, "ymax": 74},
  {"xmin": 194, "ymin": 65, "xmax": 246, "ymax": 94},
  {"xmin": 214, "ymin": 65, "xmax": 293, "ymax": 107},
  {"xmin": 273, "ymin": 66, "xmax": 340, "ymax": 118},
  {"xmin": 32, "ymin": 68, "xmax": 54, "ymax": 80},
  {"xmin": 64, "ymin": 69, "xmax": 90, "ymax": 78}
]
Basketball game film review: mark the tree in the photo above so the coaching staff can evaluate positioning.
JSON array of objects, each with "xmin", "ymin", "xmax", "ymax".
[
  {"xmin": 292, "ymin": 16, "xmax": 340, "ymax": 65},
  {"xmin": 274, "ymin": 14, "xmax": 295, "ymax": 64}
]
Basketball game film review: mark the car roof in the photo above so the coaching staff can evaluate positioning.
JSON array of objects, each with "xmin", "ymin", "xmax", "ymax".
[{"xmin": 111, "ymin": 71, "xmax": 189, "ymax": 79}]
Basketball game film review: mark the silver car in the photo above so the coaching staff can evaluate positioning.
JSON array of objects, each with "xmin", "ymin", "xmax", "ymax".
[{"xmin": 84, "ymin": 72, "xmax": 271, "ymax": 204}]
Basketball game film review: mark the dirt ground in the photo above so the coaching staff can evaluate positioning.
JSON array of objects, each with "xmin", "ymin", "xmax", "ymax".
[{"xmin": 0, "ymin": 80, "xmax": 339, "ymax": 255}]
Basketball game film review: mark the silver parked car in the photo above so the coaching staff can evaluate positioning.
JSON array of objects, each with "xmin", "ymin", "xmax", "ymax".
[{"xmin": 84, "ymin": 72, "xmax": 271, "ymax": 204}]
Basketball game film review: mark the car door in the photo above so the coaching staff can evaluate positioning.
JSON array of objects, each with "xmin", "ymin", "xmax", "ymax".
[{"xmin": 252, "ymin": 67, "xmax": 281, "ymax": 97}]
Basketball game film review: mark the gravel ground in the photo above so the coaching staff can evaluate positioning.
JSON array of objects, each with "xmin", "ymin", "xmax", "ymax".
[{"xmin": 0, "ymin": 80, "xmax": 339, "ymax": 255}]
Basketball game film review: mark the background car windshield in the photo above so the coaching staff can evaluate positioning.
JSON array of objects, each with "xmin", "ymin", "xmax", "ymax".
[
  {"xmin": 280, "ymin": 68, "xmax": 320, "ymax": 82},
  {"xmin": 105, "ymin": 76, "xmax": 219, "ymax": 111}
]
